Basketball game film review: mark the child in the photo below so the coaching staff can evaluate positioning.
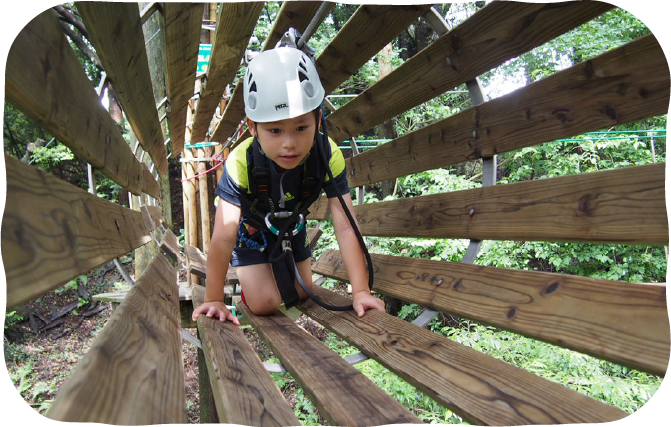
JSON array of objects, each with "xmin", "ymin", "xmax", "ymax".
[{"xmin": 192, "ymin": 46, "xmax": 385, "ymax": 325}]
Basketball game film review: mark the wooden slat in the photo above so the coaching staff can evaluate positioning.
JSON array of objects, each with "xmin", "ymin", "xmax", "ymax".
[
  {"xmin": 316, "ymin": 4, "xmax": 431, "ymax": 94},
  {"xmin": 211, "ymin": 1, "xmax": 327, "ymax": 144},
  {"xmin": 191, "ymin": 286, "xmax": 299, "ymax": 426},
  {"xmin": 297, "ymin": 286, "xmax": 628, "ymax": 425},
  {"xmin": 326, "ymin": 1, "xmax": 614, "ymax": 142},
  {"xmin": 5, "ymin": 10, "xmax": 159, "ymax": 198},
  {"xmin": 306, "ymin": 195, "xmax": 330, "ymax": 220},
  {"xmin": 47, "ymin": 254, "xmax": 186, "ymax": 424},
  {"xmin": 164, "ymin": 2, "xmax": 203, "ymax": 156},
  {"xmin": 2, "ymin": 155, "xmax": 151, "ymax": 309},
  {"xmin": 353, "ymin": 163, "xmax": 667, "ymax": 245},
  {"xmin": 141, "ymin": 205, "xmax": 163, "ymax": 232},
  {"xmin": 191, "ymin": 2, "xmax": 264, "ymax": 142},
  {"xmin": 78, "ymin": 2, "xmax": 168, "ymax": 174},
  {"xmin": 184, "ymin": 244, "xmax": 238, "ymax": 284},
  {"xmin": 236, "ymin": 301, "xmax": 422, "ymax": 426},
  {"xmin": 314, "ymin": 250, "xmax": 670, "ymax": 376},
  {"xmin": 307, "ymin": 227, "xmax": 323, "ymax": 251},
  {"xmin": 160, "ymin": 228, "xmax": 184, "ymax": 265},
  {"xmin": 346, "ymin": 34, "xmax": 670, "ymax": 187}
]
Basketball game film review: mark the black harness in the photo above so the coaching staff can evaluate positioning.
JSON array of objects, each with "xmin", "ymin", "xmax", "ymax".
[{"xmin": 240, "ymin": 128, "xmax": 373, "ymax": 311}]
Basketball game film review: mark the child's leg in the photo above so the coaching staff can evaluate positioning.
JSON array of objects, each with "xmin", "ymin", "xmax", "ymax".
[{"xmin": 237, "ymin": 259, "xmax": 314, "ymax": 315}]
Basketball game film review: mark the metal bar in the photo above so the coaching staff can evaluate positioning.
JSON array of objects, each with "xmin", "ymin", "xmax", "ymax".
[{"xmin": 113, "ymin": 258, "xmax": 135, "ymax": 286}]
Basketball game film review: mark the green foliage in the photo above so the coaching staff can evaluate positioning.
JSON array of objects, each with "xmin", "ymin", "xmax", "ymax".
[{"xmin": 4, "ymin": 311, "xmax": 26, "ymax": 330}]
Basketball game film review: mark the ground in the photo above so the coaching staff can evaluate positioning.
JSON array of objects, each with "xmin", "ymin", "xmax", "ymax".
[{"xmin": 3, "ymin": 257, "xmax": 335, "ymax": 424}]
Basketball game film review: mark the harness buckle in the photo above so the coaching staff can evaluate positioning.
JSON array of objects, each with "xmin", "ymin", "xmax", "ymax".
[{"xmin": 282, "ymin": 239, "xmax": 292, "ymax": 252}]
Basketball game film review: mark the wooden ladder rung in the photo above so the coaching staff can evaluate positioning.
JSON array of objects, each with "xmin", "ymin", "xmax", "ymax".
[
  {"xmin": 191, "ymin": 285, "xmax": 298, "ymax": 426},
  {"xmin": 237, "ymin": 299, "xmax": 422, "ymax": 426}
]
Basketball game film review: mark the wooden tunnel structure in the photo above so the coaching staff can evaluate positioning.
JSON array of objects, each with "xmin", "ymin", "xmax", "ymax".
[{"xmin": 2, "ymin": 1, "xmax": 669, "ymax": 425}]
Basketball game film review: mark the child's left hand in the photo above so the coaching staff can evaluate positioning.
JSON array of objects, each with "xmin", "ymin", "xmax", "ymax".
[{"xmin": 352, "ymin": 291, "xmax": 386, "ymax": 317}]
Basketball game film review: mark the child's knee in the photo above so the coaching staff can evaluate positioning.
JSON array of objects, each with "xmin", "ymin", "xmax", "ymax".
[{"xmin": 248, "ymin": 294, "xmax": 281, "ymax": 315}]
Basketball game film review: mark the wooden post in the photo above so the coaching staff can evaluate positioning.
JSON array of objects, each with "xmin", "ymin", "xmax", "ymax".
[
  {"xmin": 197, "ymin": 328, "xmax": 219, "ymax": 423},
  {"xmin": 197, "ymin": 146, "xmax": 211, "ymax": 252}
]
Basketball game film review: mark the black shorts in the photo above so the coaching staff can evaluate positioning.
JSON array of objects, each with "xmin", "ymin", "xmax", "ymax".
[{"xmin": 230, "ymin": 227, "xmax": 311, "ymax": 267}]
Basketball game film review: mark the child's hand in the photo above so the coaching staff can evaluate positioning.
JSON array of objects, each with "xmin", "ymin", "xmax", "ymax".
[
  {"xmin": 352, "ymin": 291, "xmax": 386, "ymax": 317},
  {"xmin": 192, "ymin": 301, "xmax": 240, "ymax": 326}
]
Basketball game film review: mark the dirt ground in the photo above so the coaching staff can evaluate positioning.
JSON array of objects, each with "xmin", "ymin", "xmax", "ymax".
[{"xmin": 3, "ymin": 259, "xmax": 334, "ymax": 424}]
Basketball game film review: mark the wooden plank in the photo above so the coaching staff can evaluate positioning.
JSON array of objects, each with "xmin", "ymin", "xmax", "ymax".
[
  {"xmin": 164, "ymin": 2, "xmax": 203, "ymax": 156},
  {"xmin": 141, "ymin": 205, "xmax": 163, "ymax": 232},
  {"xmin": 47, "ymin": 254, "xmax": 186, "ymax": 424},
  {"xmin": 306, "ymin": 195, "xmax": 330, "ymax": 220},
  {"xmin": 346, "ymin": 34, "xmax": 670, "ymax": 187},
  {"xmin": 4, "ymin": 10, "xmax": 159, "ymax": 198},
  {"xmin": 353, "ymin": 163, "xmax": 667, "ymax": 245},
  {"xmin": 317, "ymin": 4, "xmax": 431, "ymax": 94},
  {"xmin": 191, "ymin": 286, "xmax": 299, "ymax": 426},
  {"xmin": 326, "ymin": 1, "xmax": 614, "ymax": 142},
  {"xmin": 297, "ymin": 286, "xmax": 628, "ymax": 425},
  {"xmin": 236, "ymin": 300, "xmax": 422, "ymax": 426},
  {"xmin": 160, "ymin": 228, "xmax": 184, "ymax": 265},
  {"xmin": 78, "ymin": 2, "xmax": 168, "ymax": 174},
  {"xmin": 2, "ymin": 155, "xmax": 151, "ymax": 309},
  {"xmin": 314, "ymin": 250, "xmax": 670, "ymax": 376},
  {"xmin": 184, "ymin": 244, "xmax": 238, "ymax": 284},
  {"xmin": 191, "ymin": 2, "xmax": 264, "ymax": 142},
  {"xmin": 211, "ymin": 1, "xmax": 327, "ymax": 144}
]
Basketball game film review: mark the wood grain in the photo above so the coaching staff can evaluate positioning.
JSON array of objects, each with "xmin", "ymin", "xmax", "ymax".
[
  {"xmin": 297, "ymin": 286, "xmax": 628, "ymax": 425},
  {"xmin": 160, "ymin": 228, "xmax": 184, "ymax": 265},
  {"xmin": 192, "ymin": 286, "xmax": 299, "ymax": 426},
  {"xmin": 191, "ymin": 2, "xmax": 264, "ymax": 142},
  {"xmin": 141, "ymin": 205, "xmax": 163, "ymax": 232},
  {"xmin": 164, "ymin": 2, "xmax": 203, "ymax": 156},
  {"xmin": 237, "ymin": 300, "xmax": 422, "ymax": 426},
  {"xmin": 326, "ymin": 1, "xmax": 614, "ymax": 141},
  {"xmin": 47, "ymin": 254, "xmax": 186, "ymax": 424},
  {"xmin": 353, "ymin": 163, "xmax": 667, "ymax": 245},
  {"xmin": 2, "ymin": 155, "xmax": 151, "ymax": 309},
  {"xmin": 78, "ymin": 2, "xmax": 168, "ymax": 174},
  {"xmin": 314, "ymin": 249, "xmax": 670, "ymax": 375},
  {"xmin": 346, "ymin": 34, "xmax": 670, "ymax": 187},
  {"xmin": 316, "ymin": 4, "xmax": 431, "ymax": 94},
  {"xmin": 184, "ymin": 244, "xmax": 238, "ymax": 284},
  {"xmin": 4, "ymin": 10, "xmax": 159, "ymax": 198}
]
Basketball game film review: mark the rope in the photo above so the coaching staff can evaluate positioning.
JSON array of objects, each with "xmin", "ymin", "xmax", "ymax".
[
  {"xmin": 298, "ymin": 2, "xmax": 331, "ymax": 48},
  {"xmin": 180, "ymin": 151, "xmax": 224, "ymax": 182}
]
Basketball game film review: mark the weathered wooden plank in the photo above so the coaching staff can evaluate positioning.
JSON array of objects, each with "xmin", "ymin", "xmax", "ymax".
[
  {"xmin": 314, "ymin": 249, "xmax": 670, "ymax": 376},
  {"xmin": 47, "ymin": 254, "xmax": 186, "ymax": 424},
  {"xmin": 211, "ymin": 1, "xmax": 327, "ymax": 144},
  {"xmin": 78, "ymin": 2, "xmax": 168, "ymax": 174},
  {"xmin": 236, "ymin": 300, "xmax": 422, "ymax": 426},
  {"xmin": 5, "ymin": 10, "xmax": 159, "ymax": 198},
  {"xmin": 326, "ymin": 1, "xmax": 614, "ymax": 142},
  {"xmin": 184, "ymin": 244, "xmax": 238, "ymax": 284},
  {"xmin": 297, "ymin": 286, "xmax": 628, "ymax": 425},
  {"xmin": 354, "ymin": 163, "xmax": 667, "ymax": 245},
  {"xmin": 346, "ymin": 34, "xmax": 670, "ymax": 187},
  {"xmin": 192, "ymin": 286, "xmax": 299, "ymax": 426},
  {"xmin": 164, "ymin": 2, "xmax": 203, "ymax": 156},
  {"xmin": 306, "ymin": 195, "xmax": 330, "ymax": 220},
  {"xmin": 316, "ymin": 4, "xmax": 431, "ymax": 94},
  {"xmin": 160, "ymin": 228, "xmax": 184, "ymax": 265},
  {"xmin": 2, "ymin": 155, "xmax": 151, "ymax": 309},
  {"xmin": 141, "ymin": 205, "xmax": 163, "ymax": 232},
  {"xmin": 191, "ymin": 2, "xmax": 264, "ymax": 142}
]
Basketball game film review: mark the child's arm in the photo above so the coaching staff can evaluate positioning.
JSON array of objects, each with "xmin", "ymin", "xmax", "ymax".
[
  {"xmin": 329, "ymin": 193, "xmax": 385, "ymax": 317},
  {"xmin": 191, "ymin": 199, "xmax": 241, "ymax": 325}
]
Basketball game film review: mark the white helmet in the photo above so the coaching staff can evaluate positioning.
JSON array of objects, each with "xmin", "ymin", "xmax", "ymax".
[{"xmin": 243, "ymin": 47, "xmax": 325, "ymax": 123}]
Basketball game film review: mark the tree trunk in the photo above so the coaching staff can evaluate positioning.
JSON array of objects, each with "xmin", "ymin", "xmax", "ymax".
[{"xmin": 376, "ymin": 43, "xmax": 398, "ymax": 199}]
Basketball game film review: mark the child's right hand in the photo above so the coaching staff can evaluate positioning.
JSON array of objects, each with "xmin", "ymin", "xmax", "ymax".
[{"xmin": 192, "ymin": 301, "xmax": 240, "ymax": 326}]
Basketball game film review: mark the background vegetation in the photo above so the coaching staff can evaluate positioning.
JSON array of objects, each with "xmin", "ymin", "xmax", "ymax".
[{"xmin": 3, "ymin": 2, "xmax": 667, "ymax": 424}]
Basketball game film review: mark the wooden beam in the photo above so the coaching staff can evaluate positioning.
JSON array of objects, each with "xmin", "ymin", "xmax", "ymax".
[
  {"xmin": 78, "ymin": 2, "xmax": 168, "ymax": 174},
  {"xmin": 5, "ymin": 10, "xmax": 159, "ymax": 198},
  {"xmin": 163, "ymin": 2, "xmax": 202, "ymax": 156},
  {"xmin": 237, "ymin": 301, "xmax": 422, "ymax": 426},
  {"xmin": 353, "ymin": 163, "xmax": 667, "ymax": 245},
  {"xmin": 191, "ymin": 286, "xmax": 299, "ymax": 426},
  {"xmin": 2, "ymin": 155, "xmax": 151, "ymax": 309},
  {"xmin": 47, "ymin": 254, "xmax": 185, "ymax": 423},
  {"xmin": 211, "ymin": 1, "xmax": 327, "ymax": 144},
  {"xmin": 317, "ymin": 4, "xmax": 431, "ymax": 94},
  {"xmin": 314, "ymin": 250, "xmax": 670, "ymax": 376},
  {"xmin": 297, "ymin": 286, "xmax": 627, "ymax": 425},
  {"xmin": 191, "ymin": 2, "xmax": 264, "ymax": 143},
  {"xmin": 346, "ymin": 34, "xmax": 670, "ymax": 187},
  {"xmin": 160, "ymin": 228, "xmax": 184, "ymax": 266},
  {"xmin": 141, "ymin": 205, "xmax": 163, "ymax": 232},
  {"xmin": 326, "ymin": 1, "xmax": 614, "ymax": 142}
]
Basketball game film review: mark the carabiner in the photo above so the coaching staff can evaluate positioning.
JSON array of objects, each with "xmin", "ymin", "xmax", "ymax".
[{"xmin": 264, "ymin": 212, "xmax": 305, "ymax": 236}]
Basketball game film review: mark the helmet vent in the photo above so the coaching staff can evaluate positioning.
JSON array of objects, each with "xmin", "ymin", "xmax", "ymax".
[
  {"xmin": 298, "ymin": 70, "xmax": 309, "ymax": 83},
  {"xmin": 249, "ymin": 81, "xmax": 257, "ymax": 93}
]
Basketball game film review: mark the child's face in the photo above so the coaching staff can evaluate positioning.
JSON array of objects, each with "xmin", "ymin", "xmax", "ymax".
[{"xmin": 248, "ymin": 111, "xmax": 319, "ymax": 171}]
